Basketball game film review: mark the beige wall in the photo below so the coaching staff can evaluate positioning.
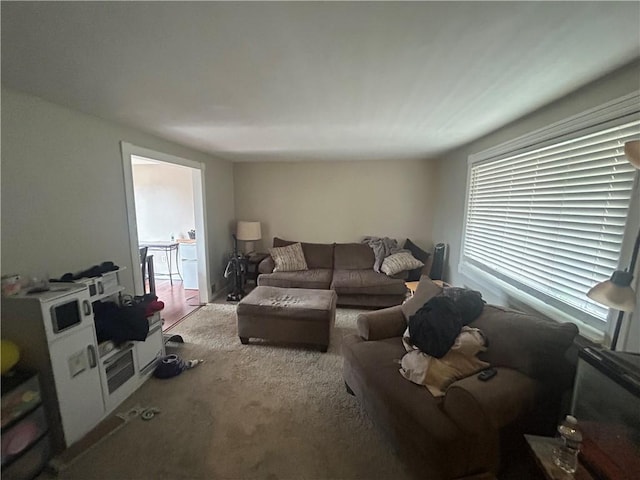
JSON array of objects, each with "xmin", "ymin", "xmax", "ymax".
[
  {"xmin": 1, "ymin": 87, "xmax": 235, "ymax": 294},
  {"xmin": 233, "ymin": 159, "xmax": 439, "ymax": 253},
  {"xmin": 132, "ymin": 162, "xmax": 196, "ymax": 242},
  {"xmin": 432, "ymin": 60, "xmax": 640, "ymax": 349}
]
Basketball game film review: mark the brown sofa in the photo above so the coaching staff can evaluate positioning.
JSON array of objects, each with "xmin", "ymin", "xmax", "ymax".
[
  {"xmin": 257, "ymin": 238, "xmax": 410, "ymax": 308},
  {"xmin": 342, "ymin": 276, "xmax": 579, "ymax": 479}
]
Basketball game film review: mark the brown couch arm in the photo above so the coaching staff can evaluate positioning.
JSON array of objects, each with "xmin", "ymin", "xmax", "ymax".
[
  {"xmin": 443, "ymin": 367, "xmax": 539, "ymax": 435},
  {"xmin": 258, "ymin": 256, "xmax": 275, "ymax": 274},
  {"xmin": 356, "ymin": 305, "xmax": 406, "ymax": 341}
]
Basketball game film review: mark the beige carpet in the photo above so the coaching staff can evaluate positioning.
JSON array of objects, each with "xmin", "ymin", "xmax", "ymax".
[{"xmin": 47, "ymin": 303, "xmax": 414, "ymax": 480}]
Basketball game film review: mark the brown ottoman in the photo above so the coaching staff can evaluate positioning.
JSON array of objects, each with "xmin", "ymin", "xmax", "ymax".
[{"xmin": 236, "ymin": 286, "xmax": 337, "ymax": 352}]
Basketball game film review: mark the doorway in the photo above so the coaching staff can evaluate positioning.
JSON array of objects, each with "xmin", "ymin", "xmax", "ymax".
[{"xmin": 121, "ymin": 142, "xmax": 211, "ymax": 331}]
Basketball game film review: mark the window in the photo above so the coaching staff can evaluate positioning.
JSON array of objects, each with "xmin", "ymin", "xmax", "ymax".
[{"xmin": 461, "ymin": 94, "xmax": 639, "ymax": 331}]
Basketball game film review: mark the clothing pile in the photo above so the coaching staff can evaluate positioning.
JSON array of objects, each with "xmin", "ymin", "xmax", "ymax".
[
  {"xmin": 399, "ymin": 288, "xmax": 489, "ymax": 396},
  {"xmin": 361, "ymin": 236, "xmax": 409, "ymax": 272},
  {"xmin": 54, "ymin": 261, "xmax": 120, "ymax": 282},
  {"xmin": 93, "ymin": 294, "xmax": 164, "ymax": 345}
]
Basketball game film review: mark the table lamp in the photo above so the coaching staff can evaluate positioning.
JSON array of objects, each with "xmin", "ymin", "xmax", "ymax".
[
  {"xmin": 236, "ymin": 221, "xmax": 262, "ymax": 255},
  {"xmin": 586, "ymin": 140, "xmax": 639, "ymax": 350}
]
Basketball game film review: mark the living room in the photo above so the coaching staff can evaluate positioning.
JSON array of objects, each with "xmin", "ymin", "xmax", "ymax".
[{"xmin": 1, "ymin": 2, "xmax": 639, "ymax": 480}]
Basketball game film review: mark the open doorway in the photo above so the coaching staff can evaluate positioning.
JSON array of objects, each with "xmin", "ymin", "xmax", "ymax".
[{"xmin": 121, "ymin": 142, "xmax": 211, "ymax": 331}]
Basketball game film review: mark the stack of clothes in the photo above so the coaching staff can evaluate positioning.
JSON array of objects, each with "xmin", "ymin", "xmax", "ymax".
[{"xmin": 399, "ymin": 287, "xmax": 489, "ymax": 396}]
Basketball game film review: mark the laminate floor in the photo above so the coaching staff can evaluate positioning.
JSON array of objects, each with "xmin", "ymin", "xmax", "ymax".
[{"xmin": 149, "ymin": 279, "xmax": 202, "ymax": 331}]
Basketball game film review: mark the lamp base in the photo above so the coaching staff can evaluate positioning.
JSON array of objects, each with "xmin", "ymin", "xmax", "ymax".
[{"xmin": 243, "ymin": 241, "xmax": 255, "ymax": 255}]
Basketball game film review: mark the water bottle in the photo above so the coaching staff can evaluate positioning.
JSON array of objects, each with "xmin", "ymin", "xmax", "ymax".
[{"xmin": 553, "ymin": 415, "xmax": 582, "ymax": 473}]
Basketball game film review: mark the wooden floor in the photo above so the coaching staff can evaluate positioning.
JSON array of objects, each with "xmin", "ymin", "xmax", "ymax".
[{"xmin": 150, "ymin": 279, "xmax": 202, "ymax": 331}]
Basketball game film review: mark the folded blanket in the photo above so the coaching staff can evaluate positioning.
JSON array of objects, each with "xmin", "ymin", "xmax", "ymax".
[{"xmin": 362, "ymin": 236, "xmax": 408, "ymax": 272}]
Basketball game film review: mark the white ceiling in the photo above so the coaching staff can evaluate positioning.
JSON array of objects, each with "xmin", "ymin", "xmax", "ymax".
[{"xmin": 2, "ymin": 2, "xmax": 639, "ymax": 162}]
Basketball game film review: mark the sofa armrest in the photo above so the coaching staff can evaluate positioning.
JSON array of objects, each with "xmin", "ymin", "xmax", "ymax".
[
  {"xmin": 443, "ymin": 367, "xmax": 539, "ymax": 435},
  {"xmin": 356, "ymin": 305, "xmax": 406, "ymax": 341},
  {"xmin": 258, "ymin": 256, "xmax": 275, "ymax": 274}
]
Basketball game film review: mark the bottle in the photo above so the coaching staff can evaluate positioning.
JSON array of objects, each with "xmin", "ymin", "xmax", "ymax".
[{"xmin": 553, "ymin": 415, "xmax": 582, "ymax": 474}]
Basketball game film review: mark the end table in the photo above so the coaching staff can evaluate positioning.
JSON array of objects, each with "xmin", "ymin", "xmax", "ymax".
[
  {"xmin": 246, "ymin": 253, "xmax": 269, "ymax": 285},
  {"xmin": 524, "ymin": 435, "xmax": 594, "ymax": 480}
]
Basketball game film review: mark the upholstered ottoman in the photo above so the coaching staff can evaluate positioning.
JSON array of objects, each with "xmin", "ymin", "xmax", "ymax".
[{"xmin": 236, "ymin": 286, "xmax": 337, "ymax": 352}]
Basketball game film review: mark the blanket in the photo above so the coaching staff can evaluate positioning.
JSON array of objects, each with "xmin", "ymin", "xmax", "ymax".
[
  {"xmin": 361, "ymin": 236, "xmax": 409, "ymax": 272},
  {"xmin": 400, "ymin": 326, "xmax": 489, "ymax": 397}
]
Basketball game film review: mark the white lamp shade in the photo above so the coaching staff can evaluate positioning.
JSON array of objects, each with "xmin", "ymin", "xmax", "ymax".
[
  {"xmin": 236, "ymin": 221, "xmax": 262, "ymax": 241},
  {"xmin": 587, "ymin": 280, "xmax": 637, "ymax": 312}
]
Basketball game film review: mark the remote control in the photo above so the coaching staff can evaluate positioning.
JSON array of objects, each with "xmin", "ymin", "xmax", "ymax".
[{"xmin": 478, "ymin": 367, "xmax": 497, "ymax": 381}]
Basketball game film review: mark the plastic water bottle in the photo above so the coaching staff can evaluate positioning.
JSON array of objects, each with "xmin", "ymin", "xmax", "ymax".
[{"xmin": 553, "ymin": 415, "xmax": 582, "ymax": 473}]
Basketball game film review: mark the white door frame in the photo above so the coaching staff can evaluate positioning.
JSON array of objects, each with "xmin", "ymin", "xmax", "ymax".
[{"xmin": 120, "ymin": 141, "xmax": 212, "ymax": 303}]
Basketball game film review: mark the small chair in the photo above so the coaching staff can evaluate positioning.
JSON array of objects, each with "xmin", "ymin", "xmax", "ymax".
[{"xmin": 139, "ymin": 247, "xmax": 156, "ymax": 295}]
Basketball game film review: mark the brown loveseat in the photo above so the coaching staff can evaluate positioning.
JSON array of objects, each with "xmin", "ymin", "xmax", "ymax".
[
  {"xmin": 257, "ymin": 238, "xmax": 412, "ymax": 308},
  {"xmin": 342, "ymin": 276, "xmax": 579, "ymax": 479}
]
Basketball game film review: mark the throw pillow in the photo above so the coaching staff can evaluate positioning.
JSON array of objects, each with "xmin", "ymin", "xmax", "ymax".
[
  {"xmin": 402, "ymin": 275, "xmax": 443, "ymax": 320},
  {"xmin": 403, "ymin": 238, "xmax": 431, "ymax": 282},
  {"xmin": 268, "ymin": 243, "xmax": 309, "ymax": 272},
  {"xmin": 380, "ymin": 251, "xmax": 424, "ymax": 276}
]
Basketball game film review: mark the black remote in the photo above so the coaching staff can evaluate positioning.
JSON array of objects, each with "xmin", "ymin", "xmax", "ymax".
[{"xmin": 478, "ymin": 367, "xmax": 497, "ymax": 381}]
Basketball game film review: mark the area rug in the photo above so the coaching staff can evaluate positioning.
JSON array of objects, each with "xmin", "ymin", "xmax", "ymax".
[{"xmin": 47, "ymin": 303, "xmax": 413, "ymax": 480}]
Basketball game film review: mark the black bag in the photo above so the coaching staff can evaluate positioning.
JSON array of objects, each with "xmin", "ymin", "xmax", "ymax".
[{"xmin": 408, "ymin": 296, "xmax": 462, "ymax": 358}]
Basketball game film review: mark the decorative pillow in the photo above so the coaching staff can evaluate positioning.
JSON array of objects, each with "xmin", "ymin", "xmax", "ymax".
[
  {"xmin": 380, "ymin": 251, "xmax": 424, "ymax": 276},
  {"xmin": 268, "ymin": 243, "xmax": 308, "ymax": 272},
  {"xmin": 401, "ymin": 275, "xmax": 443, "ymax": 321},
  {"xmin": 403, "ymin": 238, "xmax": 431, "ymax": 282}
]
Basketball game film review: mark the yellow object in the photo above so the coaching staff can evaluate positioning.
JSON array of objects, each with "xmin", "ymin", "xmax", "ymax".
[{"xmin": 1, "ymin": 339, "xmax": 20, "ymax": 375}]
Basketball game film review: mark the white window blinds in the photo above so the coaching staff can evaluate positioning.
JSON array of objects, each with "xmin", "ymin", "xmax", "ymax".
[{"xmin": 462, "ymin": 115, "xmax": 639, "ymax": 329}]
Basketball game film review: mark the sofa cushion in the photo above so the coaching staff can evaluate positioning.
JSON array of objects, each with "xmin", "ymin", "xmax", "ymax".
[
  {"xmin": 257, "ymin": 269, "xmax": 333, "ymax": 290},
  {"xmin": 470, "ymin": 305, "xmax": 579, "ymax": 380},
  {"xmin": 273, "ymin": 237, "xmax": 334, "ymax": 269},
  {"xmin": 401, "ymin": 276, "xmax": 443, "ymax": 321},
  {"xmin": 381, "ymin": 251, "xmax": 424, "ymax": 276},
  {"xmin": 404, "ymin": 238, "xmax": 431, "ymax": 282},
  {"xmin": 269, "ymin": 243, "xmax": 308, "ymax": 272},
  {"xmin": 338, "ymin": 294, "xmax": 406, "ymax": 308},
  {"xmin": 333, "ymin": 243, "xmax": 375, "ymax": 270},
  {"xmin": 331, "ymin": 269, "xmax": 407, "ymax": 295}
]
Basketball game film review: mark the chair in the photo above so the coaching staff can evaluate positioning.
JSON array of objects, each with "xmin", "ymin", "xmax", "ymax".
[{"xmin": 139, "ymin": 247, "xmax": 156, "ymax": 295}]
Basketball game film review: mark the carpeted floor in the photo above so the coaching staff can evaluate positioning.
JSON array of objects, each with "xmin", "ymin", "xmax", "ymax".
[{"xmin": 44, "ymin": 303, "xmax": 414, "ymax": 480}]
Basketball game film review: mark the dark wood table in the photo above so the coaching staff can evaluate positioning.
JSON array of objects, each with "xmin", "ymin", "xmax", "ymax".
[{"xmin": 245, "ymin": 253, "xmax": 269, "ymax": 284}]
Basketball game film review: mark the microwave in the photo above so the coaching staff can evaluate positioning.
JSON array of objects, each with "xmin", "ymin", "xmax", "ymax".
[{"xmin": 50, "ymin": 294, "xmax": 91, "ymax": 334}]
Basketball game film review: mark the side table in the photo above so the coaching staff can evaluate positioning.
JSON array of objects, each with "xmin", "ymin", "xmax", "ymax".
[
  {"xmin": 246, "ymin": 253, "xmax": 269, "ymax": 285},
  {"xmin": 524, "ymin": 435, "xmax": 593, "ymax": 480},
  {"xmin": 405, "ymin": 279, "xmax": 451, "ymax": 297}
]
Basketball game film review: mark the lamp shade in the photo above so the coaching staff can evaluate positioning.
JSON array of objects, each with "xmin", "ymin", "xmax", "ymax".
[
  {"xmin": 236, "ymin": 221, "xmax": 261, "ymax": 241},
  {"xmin": 587, "ymin": 270, "xmax": 637, "ymax": 312}
]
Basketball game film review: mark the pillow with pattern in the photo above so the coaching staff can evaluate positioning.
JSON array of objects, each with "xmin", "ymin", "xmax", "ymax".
[
  {"xmin": 269, "ymin": 242, "xmax": 309, "ymax": 272},
  {"xmin": 380, "ymin": 251, "xmax": 424, "ymax": 276}
]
